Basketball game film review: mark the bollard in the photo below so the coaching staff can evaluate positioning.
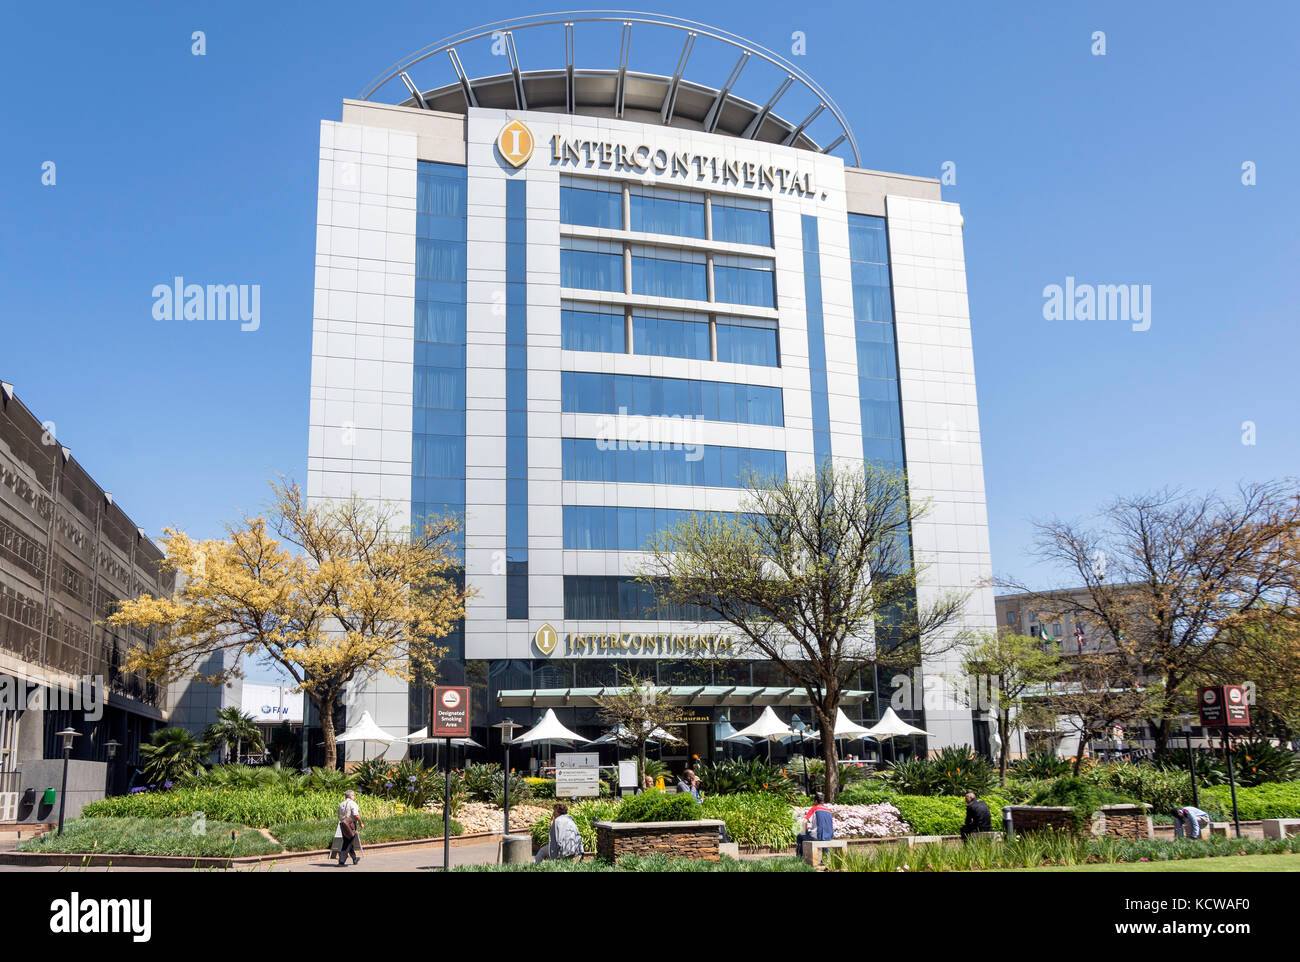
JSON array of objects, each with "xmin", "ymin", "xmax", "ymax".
[{"xmin": 502, "ymin": 834, "xmax": 533, "ymax": 865}]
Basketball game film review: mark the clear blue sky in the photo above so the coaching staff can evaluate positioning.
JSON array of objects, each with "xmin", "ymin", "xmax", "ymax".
[{"xmin": 3, "ymin": 1, "xmax": 1297, "ymax": 603}]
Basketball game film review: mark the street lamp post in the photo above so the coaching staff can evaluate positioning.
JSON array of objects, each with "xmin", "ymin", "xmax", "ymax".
[
  {"xmin": 493, "ymin": 718, "xmax": 520, "ymax": 837},
  {"xmin": 791, "ymin": 714, "xmax": 810, "ymax": 798},
  {"xmin": 105, "ymin": 739, "xmax": 120, "ymax": 799},
  {"xmin": 55, "ymin": 728, "xmax": 79, "ymax": 837}
]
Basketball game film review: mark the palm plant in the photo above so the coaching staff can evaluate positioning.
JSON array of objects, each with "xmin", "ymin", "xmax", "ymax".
[
  {"xmin": 139, "ymin": 727, "xmax": 207, "ymax": 786},
  {"xmin": 204, "ymin": 707, "xmax": 265, "ymax": 764}
]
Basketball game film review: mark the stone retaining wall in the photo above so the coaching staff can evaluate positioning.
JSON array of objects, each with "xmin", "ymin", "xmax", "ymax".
[{"xmin": 595, "ymin": 820, "xmax": 725, "ymax": 862}]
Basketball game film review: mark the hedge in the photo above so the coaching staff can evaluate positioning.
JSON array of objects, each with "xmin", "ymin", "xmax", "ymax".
[
  {"xmin": 17, "ymin": 817, "xmax": 282, "ymax": 857},
  {"xmin": 1199, "ymin": 781, "xmax": 1300, "ymax": 821},
  {"xmin": 80, "ymin": 788, "xmax": 400, "ymax": 827},
  {"xmin": 889, "ymin": 794, "xmax": 1009, "ymax": 836}
]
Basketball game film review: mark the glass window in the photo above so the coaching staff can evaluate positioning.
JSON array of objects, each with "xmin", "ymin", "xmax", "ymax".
[
  {"xmin": 629, "ymin": 192, "xmax": 706, "ymax": 238},
  {"xmin": 712, "ymin": 198, "xmax": 772, "ymax": 246},
  {"xmin": 560, "ymin": 184, "xmax": 622, "ymax": 229},
  {"xmin": 717, "ymin": 322, "xmax": 779, "ymax": 367},
  {"xmin": 561, "ymin": 306, "xmax": 624, "ymax": 353},
  {"xmin": 714, "ymin": 264, "xmax": 775, "ymax": 308},
  {"xmin": 561, "ymin": 247, "xmax": 623, "ymax": 292},
  {"xmin": 631, "ymin": 253, "xmax": 707, "ymax": 301},
  {"xmin": 562, "ymin": 441, "xmax": 784, "ymax": 488},
  {"xmin": 632, "ymin": 313, "xmax": 710, "ymax": 360}
]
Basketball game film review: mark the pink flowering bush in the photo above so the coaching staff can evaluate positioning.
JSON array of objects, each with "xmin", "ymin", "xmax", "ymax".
[{"xmin": 826, "ymin": 802, "xmax": 911, "ymax": 838}]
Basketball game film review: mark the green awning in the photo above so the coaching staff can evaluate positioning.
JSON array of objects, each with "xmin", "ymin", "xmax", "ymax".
[{"xmin": 496, "ymin": 686, "xmax": 872, "ymax": 709}]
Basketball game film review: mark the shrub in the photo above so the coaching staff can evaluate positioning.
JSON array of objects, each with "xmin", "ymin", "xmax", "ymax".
[
  {"xmin": 615, "ymin": 790, "xmax": 702, "ymax": 824},
  {"xmin": 81, "ymin": 788, "xmax": 399, "ymax": 827},
  {"xmin": 835, "ymin": 782, "xmax": 897, "ymax": 806},
  {"xmin": 462, "ymin": 763, "xmax": 530, "ymax": 806},
  {"xmin": 530, "ymin": 798, "xmax": 622, "ymax": 852},
  {"xmin": 696, "ymin": 758, "xmax": 797, "ymax": 799},
  {"xmin": 1199, "ymin": 780, "xmax": 1300, "ymax": 821},
  {"xmin": 701, "ymin": 792, "xmax": 797, "ymax": 848},
  {"xmin": 881, "ymin": 758, "xmax": 941, "ymax": 796},
  {"xmin": 1157, "ymin": 743, "xmax": 1300, "ymax": 788},
  {"xmin": 524, "ymin": 777, "xmax": 556, "ymax": 799},
  {"xmin": 1084, "ymin": 761, "xmax": 1192, "ymax": 814},
  {"xmin": 824, "ymin": 803, "xmax": 910, "ymax": 838},
  {"xmin": 1010, "ymin": 751, "xmax": 1072, "ymax": 779},
  {"xmin": 1027, "ymin": 776, "xmax": 1126, "ymax": 833},
  {"xmin": 931, "ymin": 746, "xmax": 996, "ymax": 796},
  {"xmin": 888, "ymin": 794, "xmax": 1009, "ymax": 836}
]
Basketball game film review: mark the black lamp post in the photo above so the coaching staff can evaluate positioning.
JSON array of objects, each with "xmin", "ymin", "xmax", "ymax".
[
  {"xmin": 55, "ymin": 727, "xmax": 79, "ymax": 837},
  {"xmin": 791, "ymin": 714, "xmax": 810, "ymax": 797},
  {"xmin": 105, "ymin": 739, "xmax": 120, "ymax": 799},
  {"xmin": 493, "ymin": 718, "xmax": 519, "ymax": 837}
]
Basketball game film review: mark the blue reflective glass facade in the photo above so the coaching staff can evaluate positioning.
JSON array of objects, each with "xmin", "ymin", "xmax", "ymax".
[
  {"xmin": 630, "ymin": 251, "xmax": 707, "ymax": 300},
  {"xmin": 711, "ymin": 198, "xmax": 772, "ymax": 246},
  {"xmin": 714, "ymin": 263, "xmax": 776, "ymax": 308},
  {"xmin": 631, "ymin": 313, "xmax": 710, "ymax": 360},
  {"xmin": 561, "ymin": 439, "xmax": 785, "ymax": 487},
  {"xmin": 801, "ymin": 215, "xmax": 831, "ymax": 465},
  {"xmin": 563, "ymin": 576, "xmax": 723, "ymax": 621},
  {"xmin": 561, "ymin": 372, "xmax": 783, "ymax": 426},
  {"xmin": 630, "ymin": 191, "xmax": 706, "ymax": 238},
  {"xmin": 413, "ymin": 161, "xmax": 467, "ymax": 665},
  {"xmin": 561, "ymin": 246, "xmax": 623, "ymax": 291},
  {"xmin": 561, "ymin": 305, "xmax": 625, "ymax": 353},
  {"xmin": 563, "ymin": 505, "xmax": 745, "ymax": 551},
  {"xmin": 716, "ymin": 321, "xmax": 779, "ymax": 366},
  {"xmin": 505, "ymin": 178, "xmax": 528, "ymax": 618},
  {"xmin": 560, "ymin": 183, "xmax": 621, "ymax": 228},
  {"xmin": 848, "ymin": 214, "xmax": 904, "ymax": 472}
]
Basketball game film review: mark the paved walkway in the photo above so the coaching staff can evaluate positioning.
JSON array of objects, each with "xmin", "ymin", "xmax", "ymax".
[{"xmin": 0, "ymin": 839, "xmax": 505, "ymax": 873}]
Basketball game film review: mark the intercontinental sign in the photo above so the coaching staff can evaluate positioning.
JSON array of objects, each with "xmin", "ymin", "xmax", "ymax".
[
  {"xmin": 549, "ymin": 134, "xmax": 820, "ymax": 198},
  {"xmin": 534, "ymin": 623, "xmax": 736, "ymax": 657}
]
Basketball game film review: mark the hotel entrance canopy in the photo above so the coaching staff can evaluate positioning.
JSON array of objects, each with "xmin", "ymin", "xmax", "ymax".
[{"xmin": 497, "ymin": 686, "xmax": 872, "ymax": 709}]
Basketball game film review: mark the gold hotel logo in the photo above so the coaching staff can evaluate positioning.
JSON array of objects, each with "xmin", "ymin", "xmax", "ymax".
[
  {"xmin": 534, "ymin": 622, "xmax": 558, "ymax": 656},
  {"xmin": 497, "ymin": 119, "xmax": 535, "ymax": 168}
]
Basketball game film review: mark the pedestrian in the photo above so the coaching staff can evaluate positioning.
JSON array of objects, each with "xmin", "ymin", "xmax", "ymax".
[
  {"xmin": 960, "ymin": 791, "xmax": 992, "ymax": 839},
  {"xmin": 1173, "ymin": 806, "xmax": 1212, "ymax": 840},
  {"xmin": 534, "ymin": 803, "xmax": 584, "ymax": 863},
  {"xmin": 796, "ymin": 794, "xmax": 834, "ymax": 855},
  {"xmin": 676, "ymin": 768, "xmax": 701, "ymax": 801},
  {"xmin": 331, "ymin": 789, "xmax": 364, "ymax": 866}
]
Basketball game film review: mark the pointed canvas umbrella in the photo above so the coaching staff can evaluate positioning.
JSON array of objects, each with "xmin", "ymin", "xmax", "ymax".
[
  {"xmin": 335, "ymin": 710, "xmax": 398, "ymax": 762},
  {"xmin": 732, "ymin": 706, "xmax": 796, "ymax": 762},
  {"xmin": 863, "ymin": 707, "xmax": 935, "ymax": 764},
  {"xmin": 512, "ymin": 708, "xmax": 591, "ymax": 745}
]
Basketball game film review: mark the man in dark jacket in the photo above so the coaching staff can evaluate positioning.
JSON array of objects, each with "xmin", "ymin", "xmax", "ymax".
[{"xmin": 961, "ymin": 792, "xmax": 992, "ymax": 839}]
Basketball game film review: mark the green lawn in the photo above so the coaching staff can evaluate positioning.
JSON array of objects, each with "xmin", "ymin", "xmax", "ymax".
[
  {"xmin": 17, "ymin": 817, "xmax": 282, "ymax": 857},
  {"xmin": 998, "ymin": 852, "xmax": 1300, "ymax": 873}
]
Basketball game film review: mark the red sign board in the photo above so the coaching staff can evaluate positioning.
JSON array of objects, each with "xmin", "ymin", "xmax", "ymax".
[
  {"xmin": 431, "ymin": 686, "xmax": 471, "ymax": 737},
  {"xmin": 1198, "ymin": 685, "xmax": 1250, "ymax": 728}
]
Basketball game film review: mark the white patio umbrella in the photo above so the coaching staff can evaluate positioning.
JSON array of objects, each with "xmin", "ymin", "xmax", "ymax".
[
  {"xmin": 863, "ymin": 707, "xmax": 935, "ymax": 764},
  {"xmin": 401, "ymin": 727, "xmax": 484, "ymax": 749},
  {"xmin": 335, "ymin": 710, "xmax": 398, "ymax": 762},
  {"xmin": 513, "ymin": 708, "xmax": 591, "ymax": 745},
  {"xmin": 732, "ymin": 706, "xmax": 796, "ymax": 762}
]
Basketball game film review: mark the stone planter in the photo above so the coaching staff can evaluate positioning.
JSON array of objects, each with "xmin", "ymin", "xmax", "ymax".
[
  {"xmin": 595, "ymin": 820, "xmax": 726, "ymax": 862},
  {"xmin": 1004, "ymin": 805, "xmax": 1078, "ymax": 835},
  {"xmin": 1095, "ymin": 803, "xmax": 1153, "ymax": 840}
]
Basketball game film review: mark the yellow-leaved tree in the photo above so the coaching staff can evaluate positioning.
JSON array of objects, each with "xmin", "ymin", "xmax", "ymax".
[{"xmin": 110, "ymin": 481, "xmax": 472, "ymax": 767}]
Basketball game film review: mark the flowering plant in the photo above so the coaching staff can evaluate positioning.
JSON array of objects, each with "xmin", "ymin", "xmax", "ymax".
[{"xmin": 824, "ymin": 802, "xmax": 911, "ymax": 838}]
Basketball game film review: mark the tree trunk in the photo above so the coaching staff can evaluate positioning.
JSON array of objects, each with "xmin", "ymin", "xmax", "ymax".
[
  {"xmin": 320, "ymin": 696, "xmax": 338, "ymax": 769},
  {"xmin": 816, "ymin": 701, "xmax": 840, "ymax": 801},
  {"xmin": 1151, "ymin": 716, "xmax": 1171, "ymax": 756},
  {"xmin": 1073, "ymin": 734, "xmax": 1090, "ymax": 776}
]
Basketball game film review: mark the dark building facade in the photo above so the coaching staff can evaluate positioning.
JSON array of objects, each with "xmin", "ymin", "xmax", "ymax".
[{"xmin": 0, "ymin": 380, "xmax": 172, "ymax": 821}]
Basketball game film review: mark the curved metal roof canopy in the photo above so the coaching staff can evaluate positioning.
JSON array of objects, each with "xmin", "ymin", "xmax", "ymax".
[{"xmin": 360, "ymin": 11, "xmax": 861, "ymax": 167}]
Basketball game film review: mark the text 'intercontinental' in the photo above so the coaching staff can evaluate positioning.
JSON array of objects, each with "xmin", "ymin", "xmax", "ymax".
[
  {"xmin": 550, "ymin": 135, "xmax": 820, "ymax": 197},
  {"xmin": 567, "ymin": 632, "xmax": 735, "ymax": 656}
]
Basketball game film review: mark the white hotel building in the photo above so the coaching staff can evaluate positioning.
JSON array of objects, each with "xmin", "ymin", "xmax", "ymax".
[{"xmin": 307, "ymin": 14, "xmax": 996, "ymax": 765}]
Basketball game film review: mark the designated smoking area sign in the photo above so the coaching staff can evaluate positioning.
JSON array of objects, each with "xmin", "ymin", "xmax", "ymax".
[
  {"xmin": 555, "ymin": 752, "xmax": 601, "ymax": 798},
  {"xmin": 432, "ymin": 686, "xmax": 470, "ymax": 737},
  {"xmin": 1198, "ymin": 685, "xmax": 1250, "ymax": 728}
]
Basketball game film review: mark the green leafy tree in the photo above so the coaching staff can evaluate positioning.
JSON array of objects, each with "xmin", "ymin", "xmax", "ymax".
[
  {"xmin": 591, "ymin": 673, "xmax": 687, "ymax": 790},
  {"xmin": 963, "ymin": 631, "xmax": 1064, "ymax": 785},
  {"xmin": 641, "ymin": 461, "xmax": 968, "ymax": 801},
  {"xmin": 204, "ymin": 706, "xmax": 265, "ymax": 764}
]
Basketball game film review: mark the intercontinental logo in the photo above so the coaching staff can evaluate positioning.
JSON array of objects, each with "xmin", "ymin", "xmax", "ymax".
[
  {"xmin": 497, "ymin": 118, "xmax": 535, "ymax": 168},
  {"xmin": 534, "ymin": 622, "xmax": 558, "ymax": 656}
]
